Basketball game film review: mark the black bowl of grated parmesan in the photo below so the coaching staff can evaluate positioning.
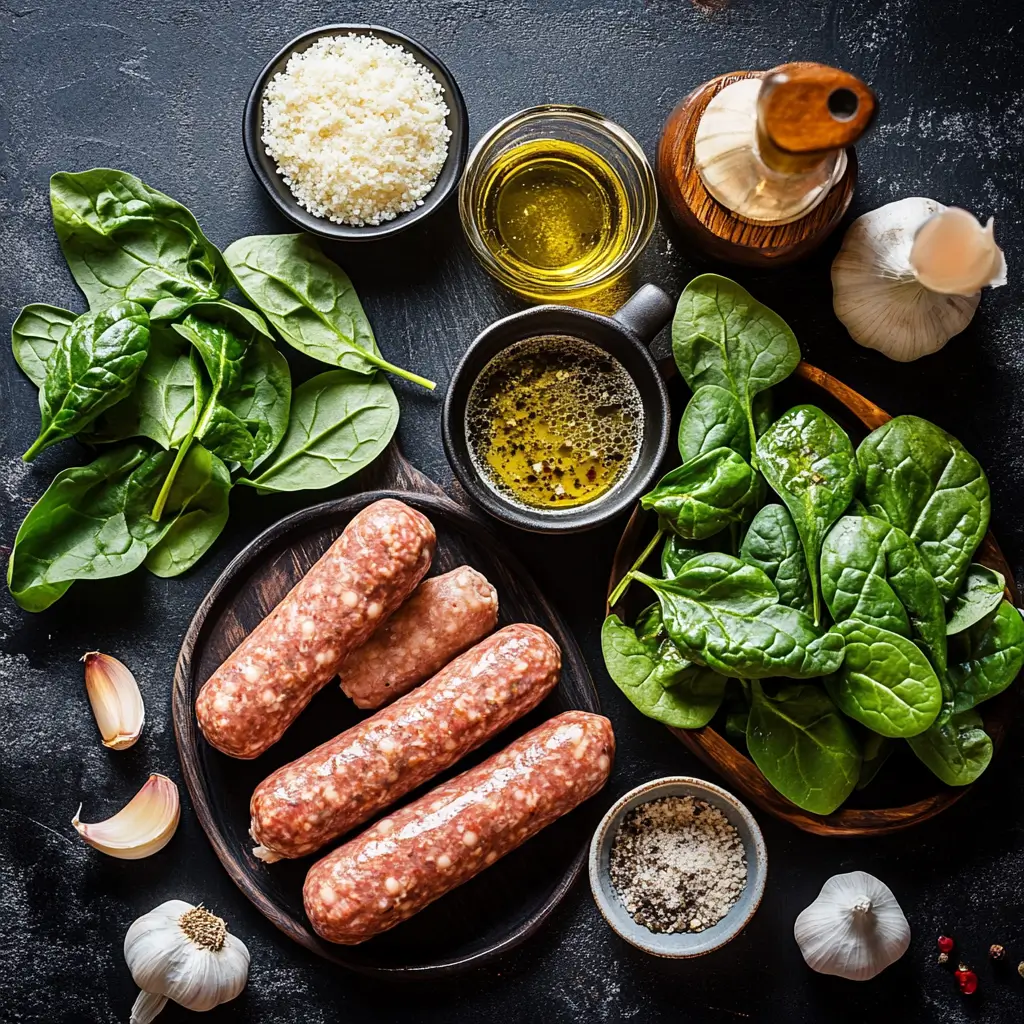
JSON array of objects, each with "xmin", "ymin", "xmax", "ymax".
[
  {"xmin": 244, "ymin": 24, "xmax": 468, "ymax": 240},
  {"xmin": 589, "ymin": 777, "xmax": 767, "ymax": 957}
]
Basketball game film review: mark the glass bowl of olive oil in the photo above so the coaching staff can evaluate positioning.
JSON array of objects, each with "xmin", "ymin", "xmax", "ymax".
[{"xmin": 459, "ymin": 105, "xmax": 657, "ymax": 301}]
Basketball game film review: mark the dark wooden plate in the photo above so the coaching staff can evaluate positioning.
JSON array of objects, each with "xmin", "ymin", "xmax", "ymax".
[
  {"xmin": 608, "ymin": 362, "xmax": 1019, "ymax": 837},
  {"xmin": 173, "ymin": 449, "xmax": 602, "ymax": 975}
]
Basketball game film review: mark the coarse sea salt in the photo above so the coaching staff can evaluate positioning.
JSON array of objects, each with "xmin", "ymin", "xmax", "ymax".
[
  {"xmin": 609, "ymin": 795, "xmax": 747, "ymax": 934},
  {"xmin": 261, "ymin": 33, "xmax": 451, "ymax": 227}
]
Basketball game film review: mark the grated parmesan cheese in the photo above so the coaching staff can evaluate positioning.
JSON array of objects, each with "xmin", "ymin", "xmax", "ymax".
[{"xmin": 261, "ymin": 34, "xmax": 452, "ymax": 227}]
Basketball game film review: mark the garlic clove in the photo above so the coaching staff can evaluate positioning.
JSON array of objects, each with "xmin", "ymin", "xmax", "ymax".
[
  {"xmin": 910, "ymin": 207, "xmax": 1007, "ymax": 295},
  {"xmin": 794, "ymin": 870, "xmax": 910, "ymax": 981},
  {"xmin": 83, "ymin": 651, "xmax": 145, "ymax": 750},
  {"xmin": 72, "ymin": 773, "xmax": 179, "ymax": 859},
  {"xmin": 130, "ymin": 991, "xmax": 168, "ymax": 1024}
]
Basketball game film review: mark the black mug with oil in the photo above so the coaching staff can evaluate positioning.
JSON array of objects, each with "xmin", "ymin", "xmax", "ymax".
[
  {"xmin": 466, "ymin": 335, "xmax": 643, "ymax": 511},
  {"xmin": 442, "ymin": 285, "xmax": 673, "ymax": 533}
]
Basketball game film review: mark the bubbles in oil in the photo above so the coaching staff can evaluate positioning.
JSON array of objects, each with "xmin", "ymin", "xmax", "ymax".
[{"xmin": 466, "ymin": 335, "xmax": 644, "ymax": 512}]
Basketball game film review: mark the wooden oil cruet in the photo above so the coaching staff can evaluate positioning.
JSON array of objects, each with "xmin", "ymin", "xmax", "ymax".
[{"xmin": 657, "ymin": 63, "xmax": 877, "ymax": 266}]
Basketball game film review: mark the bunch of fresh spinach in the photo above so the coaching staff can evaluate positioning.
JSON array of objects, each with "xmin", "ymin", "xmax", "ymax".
[
  {"xmin": 603, "ymin": 274, "xmax": 1021, "ymax": 815},
  {"xmin": 9, "ymin": 169, "xmax": 420, "ymax": 611}
]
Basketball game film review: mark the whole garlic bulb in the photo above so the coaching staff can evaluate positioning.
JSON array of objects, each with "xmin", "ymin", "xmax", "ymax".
[
  {"xmin": 831, "ymin": 197, "xmax": 1006, "ymax": 361},
  {"xmin": 125, "ymin": 900, "xmax": 250, "ymax": 1023},
  {"xmin": 794, "ymin": 871, "xmax": 910, "ymax": 981}
]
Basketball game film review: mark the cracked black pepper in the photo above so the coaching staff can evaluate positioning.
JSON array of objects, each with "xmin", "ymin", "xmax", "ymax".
[{"xmin": 609, "ymin": 795, "xmax": 747, "ymax": 934}]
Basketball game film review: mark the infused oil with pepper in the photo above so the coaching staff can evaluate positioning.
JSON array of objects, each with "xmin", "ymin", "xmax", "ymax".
[
  {"xmin": 474, "ymin": 139, "xmax": 630, "ymax": 298},
  {"xmin": 466, "ymin": 336, "xmax": 642, "ymax": 510}
]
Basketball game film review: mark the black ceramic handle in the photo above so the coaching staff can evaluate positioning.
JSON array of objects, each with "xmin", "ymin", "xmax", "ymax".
[{"xmin": 612, "ymin": 284, "xmax": 674, "ymax": 345}]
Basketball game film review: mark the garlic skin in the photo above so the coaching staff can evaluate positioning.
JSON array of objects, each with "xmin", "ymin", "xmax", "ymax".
[
  {"xmin": 911, "ymin": 207, "xmax": 1007, "ymax": 294},
  {"xmin": 832, "ymin": 198, "xmax": 1006, "ymax": 361},
  {"xmin": 125, "ymin": 900, "xmax": 250, "ymax": 1023},
  {"xmin": 72, "ymin": 773, "xmax": 179, "ymax": 859},
  {"xmin": 794, "ymin": 870, "xmax": 910, "ymax": 981},
  {"xmin": 83, "ymin": 651, "xmax": 145, "ymax": 750}
]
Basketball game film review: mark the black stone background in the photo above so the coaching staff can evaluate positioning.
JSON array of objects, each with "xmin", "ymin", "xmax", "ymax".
[{"xmin": 2, "ymin": 1, "xmax": 1022, "ymax": 1021}]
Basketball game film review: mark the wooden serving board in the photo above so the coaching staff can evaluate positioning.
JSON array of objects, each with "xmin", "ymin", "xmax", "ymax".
[
  {"xmin": 608, "ymin": 362, "xmax": 1019, "ymax": 838},
  {"xmin": 173, "ymin": 445, "xmax": 602, "ymax": 975}
]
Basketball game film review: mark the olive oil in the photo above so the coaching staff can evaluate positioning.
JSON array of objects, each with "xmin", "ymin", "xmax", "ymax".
[
  {"xmin": 475, "ymin": 139, "xmax": 630, "ymax": 297},
  {"xmin": 466, "ymin": 336, "xmax": 642, "ymax": 511}
]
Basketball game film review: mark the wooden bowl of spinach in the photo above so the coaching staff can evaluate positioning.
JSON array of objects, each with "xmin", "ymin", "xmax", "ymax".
[{"xmin": 603, "ymin": 275, "xmax": 1022, "ymax": 837}]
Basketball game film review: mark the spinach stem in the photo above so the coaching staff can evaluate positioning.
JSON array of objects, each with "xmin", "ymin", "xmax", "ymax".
[
  {"xmin": 370, "ymin": 355, "xmax": 436, "ymax": 391},
  {"xmin": 150, "ymin": 431, "xmax": 195, "ymax": 521},
  {"xmin": 22, "ymin": 434, "xmax": 50, "ymax": 462},
  {"xmin": 609, "ymin": 528, "xmax": 664, "ymax": 608},
  {"xmin": 745, "ymin": 408, "xmax": 760, "ymax": 472}
]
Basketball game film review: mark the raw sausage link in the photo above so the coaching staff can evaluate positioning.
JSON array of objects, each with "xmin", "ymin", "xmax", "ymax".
[
  {"xmin": 303, "ymin": 710, "xmax": 615, "ymax": 945},
  {"xmin": 339, "ymin": 566, "xmax": 499, "ymax": 709},
  {"xmin": 251, "ymin": 623, "xmax": 560, "ymax": 859},
  {"xmin": 196, "ymin": 499, "xmax": 435, "ymax": 759}
]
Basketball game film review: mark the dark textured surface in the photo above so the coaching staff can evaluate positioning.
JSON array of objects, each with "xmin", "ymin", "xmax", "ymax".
[{"xmin": 1, "ymin": 1, "xmax": 1022, "ymax": 1021}]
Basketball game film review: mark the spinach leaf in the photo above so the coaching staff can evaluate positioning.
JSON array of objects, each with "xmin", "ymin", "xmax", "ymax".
[
  {"xmin": 739, "ymin": 503, "xmax": 813, "ymax": 616},
  {"xmin": 223, "ymin": 233, "xmax": 434, "ymax": 390},
  {"xmin": 144, "ymin": 312, "xmax": 252, "ymax": 519},
  {"xmin": 746, "ymin": 682, "xmax": 861, "ymax": 814},
  {"xmin": 601, "ymin": 608, "xmax": 726, "ymax": 729},
  {"xmin": 641, "ymin": 447, "xmax": 761, "ymax": 541},
  {"xmin": 632, "ymin": 554, "xmax": 845, "ymax": 680},
  {"xmin": 756, "ymin": 405, "xmax": 858, "ymax": 625},
  {"xmin": 11, "ymin": 304, "xmax": 76, "ymax": 387},
  {"xmin": 855, "ymin": 733, "xmax": 892, "ymax": 790},
  {"xmin": 661, "ymin": 535, "xmax": 703, "ymax": 578},
  {"xmin": 946, "ymin": 564, "xmax": 1006, "ymax": 635},
  {"xmin": 753, "ymin": 391, "xmax": 774, "ymax": 438},
  {"xmin": 845, "ymin": 497, "xmax": 870, "ymax": 517},
  {"xmin": 9, "ymin": 444, "xmax": 152, "ymax": 611},
  {"xmin": 188, "ymin": 298, "xmax": 274, "ymax": 340},
  {"xmin": 723, "ymin": 678, "xmax": 752, "ymax": 748},
  {"xmin": 150, "ymin": 305, "xmax": 291, "ymax": 515},
  {"xmin": 947, "ymin": 601, "xmax": 1024, "ymax": 713},
  {"xmin": 24, "ymin": 301, "xmax": 150, "ymax": 461},
  {"xmin": 908, "ymin": 709, "xmax": 992, "ymax": 786},
  {"xmin": 83, "ymin": 325, "xmax": 204, "ymax": 449},
  {"xmin": 821, "ymin": 516, "xmax": 909, "ymax": 634},
  {"xmin": 857, "ymin": 416, "xmax": 990, "ymax": 602},
  {"xmin": 725, "ymin": 712, "xmax": 749, "ymax": 744},
  {"xmin": 50, "ymin": 169, "xmax": 228, "ymax": 320},
  {"xmin": 225, "ymin": 334, "xmax": 292, "ymax": 471},
  {"xmin": 172, "ymin": 316, "xmax": 256, "ymax": 463},
  {"xmin": 239, "ymin": 369, "xmax": 399, "ymax": 494},
  {"xmin": 144, "ymin": 446, "xmax": 231, "ymax": 578},
  {"xmin": 7, "ymin": 441, "xmax": 222, "ymax": 610},
  {"xmin": 672, "ymin": 274, "xmax": 800, "ymax": 457},
  {"xmin": 826, "ymin": 620, "xmax": 942, "ymax": 738},
  {"xmin": 820, "ymin": 515, "xmax": 948, "ymax": 680},
  {"xmin": 180, "ymin": 299, "xmax": 290, "ymax": 471},
  {"xmin": 183, "ymin": 300, "xmax": 291, "ymax": 470},
  {"xmin": 678, "ymin": 385, "xmax": 750, "ymax": 462}
]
